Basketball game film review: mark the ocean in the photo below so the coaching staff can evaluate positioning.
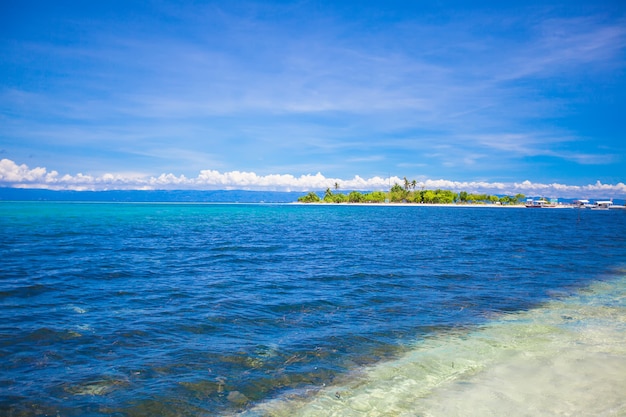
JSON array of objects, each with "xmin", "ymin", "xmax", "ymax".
[{"xmin": 1, "ymin": 202, "xmax": 625, "ymax": 416}]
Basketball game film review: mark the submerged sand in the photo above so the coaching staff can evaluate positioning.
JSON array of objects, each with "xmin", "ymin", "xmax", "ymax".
[{"xmin": 240, "ymin": 275, "xmax": 626, "ymax": 417}]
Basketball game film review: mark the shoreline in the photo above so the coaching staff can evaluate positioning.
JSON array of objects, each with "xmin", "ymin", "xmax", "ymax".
[
  {"xmin": 293, "ymin": 202, "xmax": 529, "ymax": 208},
  {"xmin": 242, "ymin": 274, "xmax": 626, "ymax": 417},
  {"xmin": 2, "ymin": 200, "xmax": 605, "ymax": 209}
]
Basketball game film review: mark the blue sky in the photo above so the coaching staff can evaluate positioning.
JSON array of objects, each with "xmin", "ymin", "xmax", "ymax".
[{"xmin": 1, "ymin": 0, "xmax": 625, "ymax": 197}]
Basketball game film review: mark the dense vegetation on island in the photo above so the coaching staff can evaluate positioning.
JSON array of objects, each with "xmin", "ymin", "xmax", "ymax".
[{"xmin": 298, "ymin": 180, "xmax": 526, "ymax": 205}]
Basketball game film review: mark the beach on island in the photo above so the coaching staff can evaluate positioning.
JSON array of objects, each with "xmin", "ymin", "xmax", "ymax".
[{"xmin": 293, "ymin": 202, "xmax": 529, "ymax": 208}]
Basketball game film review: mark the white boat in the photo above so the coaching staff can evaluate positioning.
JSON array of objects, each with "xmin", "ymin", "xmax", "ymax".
[
  {"xmin": 590, "ymin": 201, "xmax": 612, "ymax": 210},
  {"xmin": 525, "ymin": 198, "xmax": 560, "ymax": 208},
  {"xmin": 609, "ymin": 204, "xmax": 626, "ymax": 210},
  {"xmin": 525, "ymin": 199, "xmax": 550, "ymax": 208}
]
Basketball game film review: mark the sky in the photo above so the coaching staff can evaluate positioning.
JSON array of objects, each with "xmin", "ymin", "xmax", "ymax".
[{"xmin": 1, "ymin": 0, "xmax": 625, "ymax": 197}]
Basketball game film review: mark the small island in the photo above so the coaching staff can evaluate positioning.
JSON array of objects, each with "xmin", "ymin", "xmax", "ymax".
[{"xmin": 298, "ymin": 179, "xmax": 526, "ymax": 205}]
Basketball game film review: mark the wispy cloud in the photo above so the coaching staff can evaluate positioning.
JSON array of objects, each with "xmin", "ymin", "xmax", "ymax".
[
  {"xmin": 500, "ymin": 16, "xmax": 626, "ymax": 81},
  {"xmin": 2, "ymin": 159, "xmax": 624, "ymax": 198}
]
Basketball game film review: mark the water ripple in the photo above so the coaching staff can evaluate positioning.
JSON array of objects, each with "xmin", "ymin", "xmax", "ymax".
[{"xmin": 1, "ymin": 203, "xmax": 625, "ymax": 416}]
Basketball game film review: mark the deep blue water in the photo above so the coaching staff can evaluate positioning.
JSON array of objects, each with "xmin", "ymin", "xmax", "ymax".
[{"xmin": 1, "ymin": 202, "xmax": 625, "ymax": 416}]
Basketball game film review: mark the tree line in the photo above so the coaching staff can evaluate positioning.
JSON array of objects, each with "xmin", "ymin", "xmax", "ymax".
[{"xmin": 298, "ymin": 180, "xmax": 526, "ymax": 205}]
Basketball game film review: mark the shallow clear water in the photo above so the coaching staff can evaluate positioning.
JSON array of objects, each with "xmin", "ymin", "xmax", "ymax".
[
  {"xmin": 1, "ymin": 202, "xmax": 625, "ymax": 416},
  {"xmin": 245, "ymin": 274, "xmax": 626, "ymax": 417}
]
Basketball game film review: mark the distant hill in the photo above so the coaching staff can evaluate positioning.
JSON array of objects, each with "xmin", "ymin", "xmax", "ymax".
[
  {"xmin": 0, "ymin": 188, "xmax": 310, "ymax": 203},
  {"xmin": 1, "ymin": 188, "xmax": 622, "ymax": 205}
]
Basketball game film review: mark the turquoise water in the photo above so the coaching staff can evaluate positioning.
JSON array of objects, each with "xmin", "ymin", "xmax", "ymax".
[{"xmin": 1, "ymin": 202, "xmax": 625, "ymax": 416}]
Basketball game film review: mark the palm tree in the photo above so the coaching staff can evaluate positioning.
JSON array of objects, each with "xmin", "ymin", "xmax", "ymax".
[
  {"xmin": 325, "ymin": 188, "xmax": 333, "ymax": 200},
  {"xmin": 334, "ymin": 182, "xmax": 340, "ymax": 191}
]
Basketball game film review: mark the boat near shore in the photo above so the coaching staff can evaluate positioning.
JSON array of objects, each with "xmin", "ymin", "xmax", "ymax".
[
  {"xmin": 588, "ymin": 201, "xmax": 626, "ymax": 210},
  {"xmin": 525, "ymin": 199, "xmax": 553, "ymax": 208},
  {"xmin": 524, "ymin": 198, "xmax": 571, "ymax": 208},
  {"xmin": 526, "ymin": 198, "xmax": 626, "ymax": 210},
  {"xmin": 591, "ymin": 201, "xmax": 612, "ymax": 210}
]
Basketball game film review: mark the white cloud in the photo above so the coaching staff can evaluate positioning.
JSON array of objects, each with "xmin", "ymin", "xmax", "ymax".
[{"xmin": 1, "ymin": 159, "xmax": 625, "ymax": 199}]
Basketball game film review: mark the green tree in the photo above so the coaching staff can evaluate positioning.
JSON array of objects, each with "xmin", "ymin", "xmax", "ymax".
[
  {"xmin": 298, "ymin": 192, "xmax": 321, "ymax": 203},
  {"xmin": 348, "ymin": 191, "xmax": 365, "ymax": 203},
  {"xmin": 332, "ymin": 193, "xmax": 348, "ymax": 203},
  {"xmin": 390, "ymin": 183, "xmax": 408, "ymax": 202},
  {"xmin": 468, "ymin": 193, "xmax": 488, "ymax": 203},
  {"xmin": 364, "ymin": 191, "xmax": 387, "ymax": 203},
  {"xmin": 436, "ymin": 189, "xmax": 457, "ymax": 204},
  {"xmin": 323, "ymin": 188, "xmax": 333, "ymax": 202},
  {"xmin": 422, "ymin": 189, "xmax": 436, "ymax": 203}
]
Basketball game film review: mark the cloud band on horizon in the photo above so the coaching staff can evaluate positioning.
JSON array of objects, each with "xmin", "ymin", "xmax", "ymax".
[{"xmin": 1, "ymin": 159, "xmax": 624, "ymax": 199}]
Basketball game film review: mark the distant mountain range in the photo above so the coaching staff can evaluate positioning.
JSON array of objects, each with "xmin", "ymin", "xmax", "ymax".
[
  {"xmin": 0, "ymin": 188, "xmax": 308, "ymax": 203},
  {"xmin": 1, "ymin": 188, "xmax": 622, "ymax": 205}
]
